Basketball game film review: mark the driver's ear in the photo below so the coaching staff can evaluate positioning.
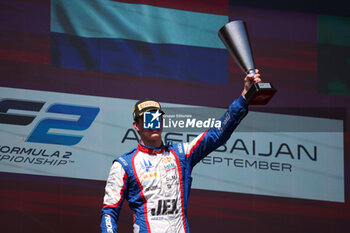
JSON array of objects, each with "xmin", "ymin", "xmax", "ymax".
[{"xmin": 133, "ymin": 118, "xmax": 141, "ymax": 132}]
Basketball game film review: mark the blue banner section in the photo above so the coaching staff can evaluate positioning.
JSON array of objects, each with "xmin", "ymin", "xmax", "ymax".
[{"xmin": 51, "ymin": 32, "xmax": 228, "ymax": 83}]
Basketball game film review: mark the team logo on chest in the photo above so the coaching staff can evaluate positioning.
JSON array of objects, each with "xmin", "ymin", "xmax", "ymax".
[
  {"xmin": 140, "ymin": 158, "xmax": 158, "ymax": 181},
  {"xmin": 162, "ymin": 156, "xmax": 177, "ymax": 172},
  {"xmin": 141, "ymin": 158, "xmax": 153, "ymax": 172}
]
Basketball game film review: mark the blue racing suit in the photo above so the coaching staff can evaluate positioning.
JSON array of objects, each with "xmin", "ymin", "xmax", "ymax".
[{"xmin": 101, "ymin": 95, "xmax": 248, "ymax": 233}]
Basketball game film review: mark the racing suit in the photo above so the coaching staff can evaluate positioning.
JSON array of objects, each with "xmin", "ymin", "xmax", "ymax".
[{"xmin": 101, "ymin": 95, "xmax": 248, "ymax": 233}]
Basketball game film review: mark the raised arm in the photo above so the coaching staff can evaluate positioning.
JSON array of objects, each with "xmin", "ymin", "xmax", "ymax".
[{"xmin": 184, "ymin": 71, "xmax": 261, "ymax": 167}]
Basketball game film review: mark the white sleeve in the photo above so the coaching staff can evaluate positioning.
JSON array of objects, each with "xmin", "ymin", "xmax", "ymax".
[{"xmin": 103, "ymin": 161, "xmax": 127, "ymax": 207}]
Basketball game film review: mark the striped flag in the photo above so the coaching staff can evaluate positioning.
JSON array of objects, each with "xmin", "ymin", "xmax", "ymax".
[{"xmin": 50, "ymin": 0, "xmax": 229, "ymax": 83}]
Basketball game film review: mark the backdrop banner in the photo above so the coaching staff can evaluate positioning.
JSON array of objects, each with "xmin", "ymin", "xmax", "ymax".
[{"xmin": 0, "ymin": 87, "xmax": 344, "ymax": 202}]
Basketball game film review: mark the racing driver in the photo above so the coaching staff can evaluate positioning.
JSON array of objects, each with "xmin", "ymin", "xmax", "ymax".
[{"xmin": 101, "ymin": 71, "xmax": 262, "ymax": 233}]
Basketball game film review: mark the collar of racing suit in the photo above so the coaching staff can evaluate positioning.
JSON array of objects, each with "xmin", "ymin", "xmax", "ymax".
[{"xmin": 137, "ymin": 142, "xmax": 165, "ymax": 155}]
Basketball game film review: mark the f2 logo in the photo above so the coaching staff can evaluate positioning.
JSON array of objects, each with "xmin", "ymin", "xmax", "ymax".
[
  {"xmin": 0, "ymin": 99, "xmax": 45, "ymax": 125},
  {"xmin": 0, "ymin": 99, "xmax": 100, "ymax": 146}
]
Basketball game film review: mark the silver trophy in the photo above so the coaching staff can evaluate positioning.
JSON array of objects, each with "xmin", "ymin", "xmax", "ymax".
[{"xmin": 218, "ymin": 20, "xmax": 276, "ymax": 105}]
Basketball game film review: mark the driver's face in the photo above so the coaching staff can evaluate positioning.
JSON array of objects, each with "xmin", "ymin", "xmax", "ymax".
[{"xmin": 134, "ymin": 116, "xmax": 163, "ymax": 145}]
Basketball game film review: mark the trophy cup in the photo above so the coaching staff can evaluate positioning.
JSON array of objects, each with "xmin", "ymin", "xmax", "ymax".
[{"xmin": 218, "ymin": 20, "xmax": 276, "ymax": 105}]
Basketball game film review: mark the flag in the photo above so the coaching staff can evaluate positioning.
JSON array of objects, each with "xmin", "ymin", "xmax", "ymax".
[{"xmin": 50, "ymin": 0, "xmax": 229, "ymax": 83}]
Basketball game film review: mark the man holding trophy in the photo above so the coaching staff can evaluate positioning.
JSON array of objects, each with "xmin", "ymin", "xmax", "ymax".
[{"xmin": 100, "ymin": 21, "xmax": 275, "ymax": 233}]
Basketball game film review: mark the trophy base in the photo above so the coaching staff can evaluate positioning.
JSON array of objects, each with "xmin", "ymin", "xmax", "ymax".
[{"xmin": 245, "ymin": 82, "xmax": 277, "ymax": 105}]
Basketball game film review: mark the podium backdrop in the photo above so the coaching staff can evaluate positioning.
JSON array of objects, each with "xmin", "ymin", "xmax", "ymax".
[{"xmin": 0, "ymin": 0, "xmax": 349, "ymax": 232}]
